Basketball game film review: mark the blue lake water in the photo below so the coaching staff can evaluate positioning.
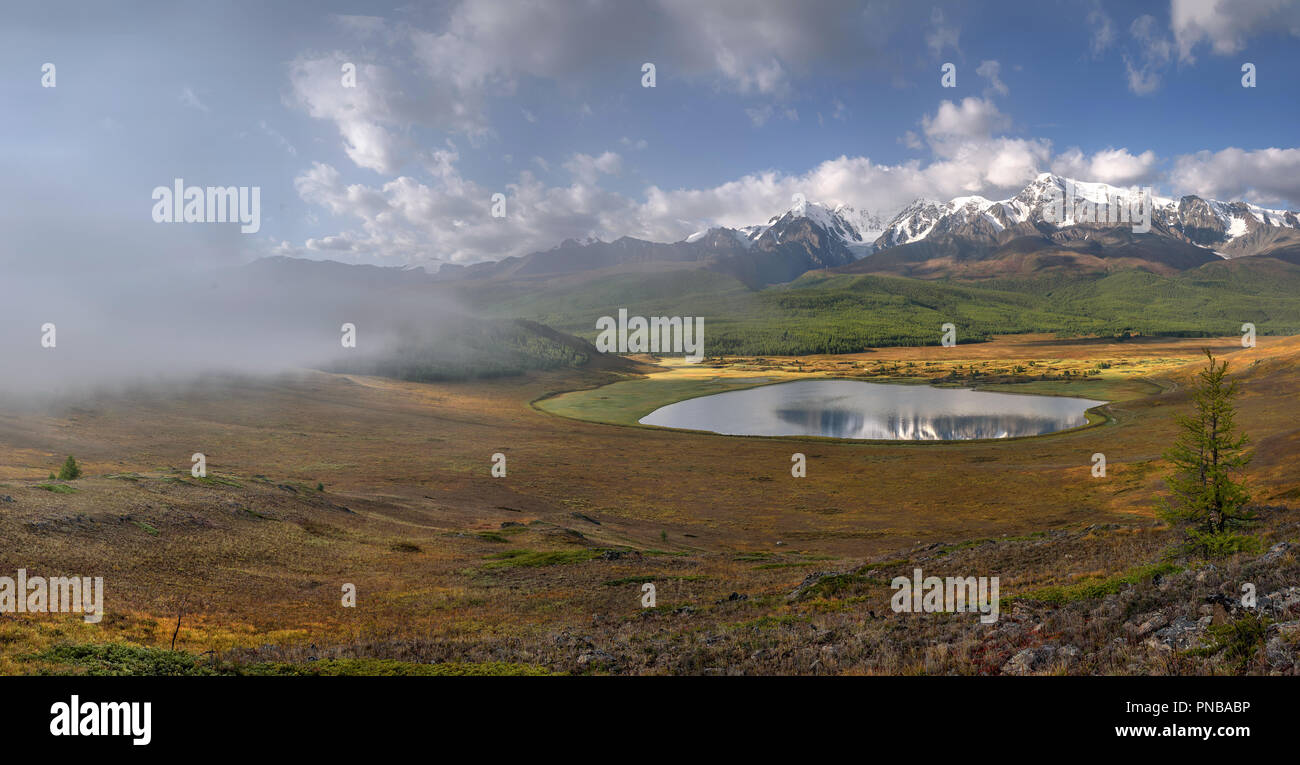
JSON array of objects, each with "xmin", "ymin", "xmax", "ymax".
[{"xmin": 638, "ymin": 379, "xmax": 1106, "ymax": 440}]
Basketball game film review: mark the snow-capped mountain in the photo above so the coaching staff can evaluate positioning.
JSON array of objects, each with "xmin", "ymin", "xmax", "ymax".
[
  {"xmin": 688, "ymin": 200, "xmax": 885, "ymax": 256},
  {"xmin": 683, "ymin": 173, "xmax": 1298, "ymax": 264},
  {"xmin": 438, "ymin": 174, "xmax": 1299, "ymax": 286},
  {"xmin": 872, "ymin": 173, "xmax": 1300, "ymax": 257}
]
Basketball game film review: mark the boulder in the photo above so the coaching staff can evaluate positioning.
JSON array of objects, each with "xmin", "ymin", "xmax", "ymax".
[
  {"xmin": 1258, "ymin": 542, "xmax": 1292, "ymax": 564},
  {"xmin": 1263, "ymin": 586, "xmax": 1300, "ymax": 614},
  {"xmin": 576, "ymin": 650, "xmax": 617, "ymax": 668},
  {"xmin": 1132, "ymin": 611, "xmax": 1168, "ymax": 637},
  {"xmin": 1002, "ymin": 645, "xmax": 1058, "ymax": 675},
  {"xmin": 1264, "ymin": 637, "xmax": 1293, "ymax": 670},
  {"xmin": 1146, "ymin": 614, "xmax": 1205, "ymax": 651}
]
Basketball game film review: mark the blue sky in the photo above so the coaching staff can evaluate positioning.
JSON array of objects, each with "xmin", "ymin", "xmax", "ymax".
[{"xmin": 3, "ymin": 0, "xmax": 1299, "ymax": 270}]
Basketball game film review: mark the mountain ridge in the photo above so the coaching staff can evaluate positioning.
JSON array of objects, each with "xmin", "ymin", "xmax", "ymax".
[{"xmin": 425, "ymin": 173, "xmax": 1300, "ymax": 286}]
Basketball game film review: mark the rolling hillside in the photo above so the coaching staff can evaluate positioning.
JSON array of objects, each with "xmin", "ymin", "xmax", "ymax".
[{"xmin": 445, "ymin": 254, "xmax": 1300, "ymax": 356}]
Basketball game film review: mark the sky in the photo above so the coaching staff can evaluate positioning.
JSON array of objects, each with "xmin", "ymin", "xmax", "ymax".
[{"xmin": 3, "ymin": 0, "xmax": 1300, "ymax": 271}]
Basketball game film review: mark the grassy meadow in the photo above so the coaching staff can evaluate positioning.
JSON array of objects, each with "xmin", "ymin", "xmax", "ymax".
[{"xmin": 1, "ymin": 333, "xmax": 1297, "ymax": 675}]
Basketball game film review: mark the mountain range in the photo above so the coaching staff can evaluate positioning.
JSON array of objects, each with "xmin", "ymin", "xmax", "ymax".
[{"xmin": 435, "ymin": 173, "xmax": 1300, "ymax": 286}]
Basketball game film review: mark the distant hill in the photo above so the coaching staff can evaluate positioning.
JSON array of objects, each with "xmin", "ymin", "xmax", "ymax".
[
  {"xmin": 251, "ymin": 212, "xmax": 1300, "ymax": 360},
  {"xmin": 432, "ymin": 205, "xmax": 862, "ymax": 289},
  {"xmin": 833, "ymin": 226, "xmax": 1221, "ymax": 280},
  {"xmin": 220, "ymin": 257, "xmax": 632, "ymax": 381}
]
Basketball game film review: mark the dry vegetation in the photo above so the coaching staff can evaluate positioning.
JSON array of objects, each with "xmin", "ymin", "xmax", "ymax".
[{"xmin": 0, "ymin": 335, "xmax": 1297, "ymax": 675}]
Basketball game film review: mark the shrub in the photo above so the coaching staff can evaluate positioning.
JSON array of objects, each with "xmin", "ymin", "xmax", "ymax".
[
  {"xmin": 1191, "ymin": 614, "xmax": 1269, "ymax": 674},
  {"xmin": 1184, "ymin": 529, "xmax": 1261, "ymax": 557},
  {"xmin": 56, "ymin": 456, "xmax": 81, "ymax": 481}
]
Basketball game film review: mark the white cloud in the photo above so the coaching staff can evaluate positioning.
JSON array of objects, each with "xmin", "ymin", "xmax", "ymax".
[
  {"xmin": 1123, "ymin": 14, "xmax": 1173, "ymax": 95},
  {"xmin": 282, "ymin": 159, "xmax": 642, "ymax": 266},
  {"xmin": 1170, "ymin": 146, "xmax": 1300, "ymax": 206},
  {"xmin": 563, "ymin": 151, "xmax": 623, "ymax": 185},
  {"xmin": 1052, "ymin": 147, "xmax": 1159, "ymax": 186},
  {"xmin": 745, "ymin": 105, "xmax": 771, "ymax": 126},
  {"xmin": 975, "ymin": 60, "xmax": 1008, "ymax": 97},
  {"xmin": 402, "ymin": 0, "xmax": 883, "ymax": 105},
  {"xmin": 289, "ymin": 56, "xmax": 417, "ymax": 173},
  {"xmin": 282, "ymin": 67, "xmax": 1300, "ymax": 270},
  {"xmin": 746, "ymin": 104, "xmax": 801, "ymax": 127},
  {"xmin": 1086, "ymin": 1, "xmax": 1115, "ymax": 56},
  {"xmin": 179, "ymin": 86, "xmax": 209, "ymax": 113},
  {"xmin": 259, "ymin": 120, "xmax": 297, "ymax": 156},
  {"xmin": 284, "ymin": 98, "xmax": 1069, "ymax": 269},
  {"xmin": 925, "ymin": 8, "xmax": 961, "ymax": 58},
  {"xmin": 1171, "ymin": 0, "xmax": 1300, "ymax": 62},
  {"xmin": 659, "ymin": 0, "xmax": 882, "ymax": 96},
  {"xmin": 922, "ymin": 97, "xmax": 1011, "ymax": 141},
  {"xmin": 924, "ymin": 137, "xmax": 1052, "ymax": 192},
  {"xmin": 288, "ymin": 0, "xmax": 897, "ymax": 174},
  {"xmin": 283, "ymin": 96, "xmax": 1105, "ymax": 267}
]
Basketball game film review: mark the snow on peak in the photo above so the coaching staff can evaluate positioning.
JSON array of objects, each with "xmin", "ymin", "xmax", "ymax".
[{"xmin": 685, "ymin": 175, "xmax": 1297, "ymax": 259}]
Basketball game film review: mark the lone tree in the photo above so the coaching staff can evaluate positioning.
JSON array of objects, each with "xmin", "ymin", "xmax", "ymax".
[
  {"xmin": 1158, "ymin": 350, "xmax": 1252, "ymax": 550},
  {"xmin": 56, "ymin": 455, "xmax": 82, "ymax": 481}
]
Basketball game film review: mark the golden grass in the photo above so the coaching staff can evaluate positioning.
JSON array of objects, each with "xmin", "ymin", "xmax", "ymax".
[{"xmin": 0, "ymin": 334, "xmax": 1296, "ymax": 674}]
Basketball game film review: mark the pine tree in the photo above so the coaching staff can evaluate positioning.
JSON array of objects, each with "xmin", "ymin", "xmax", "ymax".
[
  {"xmin": 1158, "ymin": 350, "xmax": 1252, "ymax": 550},
  {"xmin": 57, "ymin": 455, "xmax": 81, "ymax": 481}
]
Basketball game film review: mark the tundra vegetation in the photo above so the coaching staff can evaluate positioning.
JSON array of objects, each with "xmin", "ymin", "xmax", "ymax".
[{"xmin": 0, "ymin": 335, "xmax": 1296, "ymax": 675}]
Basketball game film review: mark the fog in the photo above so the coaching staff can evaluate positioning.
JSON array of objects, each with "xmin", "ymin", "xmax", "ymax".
[{"xmin": 0, "ymin": 235, "xmax": 463, "ymax": 405}]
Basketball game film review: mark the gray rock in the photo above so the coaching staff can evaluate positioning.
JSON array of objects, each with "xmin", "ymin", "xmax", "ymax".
[
  {"xmin": 1264, "ymin": 637, "xmax": 1293, "ymax": 669},
  {"xmin": 1259, "ymin": 542, "xmax": 1292, "ymax": 564},
  {"xmin": 1271, "ymin": 620, "xmax": 1300, "ymax": 640},
  {"xmin": 1002, "ymin": 645, "xmax": 1057, "ymax": 675},
  {"xmin": 1134, "ymin": 611, "xmax": 1169, "ymax": 637},
  {"xmin": 576, "ymin": 650, "xmax": 616, "ymax": 667},
  {"xmin": 1264, "ymin": 586, "xmax": 1300, "ymax": 614},
  {"xmin": 1011, "ymin": 603, "xmax": 1038, "ymax": 622},
  {"xmin": 1148, "ymin": 614, "xmax": 1205, "ymax": 651}
]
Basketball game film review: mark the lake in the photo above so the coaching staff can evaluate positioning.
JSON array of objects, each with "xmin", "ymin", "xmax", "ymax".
[{"xmin": 637, "ymin": 379, "xmax": 1106, "ymax": 440}]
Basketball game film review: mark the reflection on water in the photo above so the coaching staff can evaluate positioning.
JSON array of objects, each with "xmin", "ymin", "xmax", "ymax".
[{"xmin": 638, "ymin": 379, "xmax": 1106, "ymax": 440}]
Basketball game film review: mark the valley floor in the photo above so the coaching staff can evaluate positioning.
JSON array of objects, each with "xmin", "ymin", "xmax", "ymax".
[{"xmin": 1, "ymin": 335, "xmax": 1297, "ymax": 675}]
